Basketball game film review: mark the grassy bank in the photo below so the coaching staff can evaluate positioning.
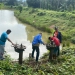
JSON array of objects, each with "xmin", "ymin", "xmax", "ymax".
[
  {"xmin": 14, "ymin": 7, "xmax": 75, "ymax": 45},
  {"xmin": 0, "ymin": 47, "xmax": 75, "ymax": 75}
]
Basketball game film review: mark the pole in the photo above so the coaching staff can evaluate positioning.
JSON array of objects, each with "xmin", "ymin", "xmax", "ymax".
[{"xmin": 19, "ymin": 51, "xmax": 23, "ymax": 65}]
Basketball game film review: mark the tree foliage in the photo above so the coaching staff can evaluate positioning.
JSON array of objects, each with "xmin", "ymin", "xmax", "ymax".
[
  {"xmin": 18, "ymin": 5, "xmax": 23, "ymax": 13},
  {"xmin": 26, "ymin": 0, "xmax": 40, "ymax": 8},
  {"xmin": 26, "ymin": 0, "xmax": 75, "ymax": 11},
  {"xmin": 6, "ymin": 0, "xmax": 17, "ymax": 6}
]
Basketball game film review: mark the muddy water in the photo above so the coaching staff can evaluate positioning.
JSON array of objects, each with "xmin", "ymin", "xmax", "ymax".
[{"xmin": 0, "ymin": 10, "xmax": 50, "ymax": 60}]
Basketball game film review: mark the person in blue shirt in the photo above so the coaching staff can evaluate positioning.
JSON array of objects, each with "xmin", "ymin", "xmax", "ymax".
[
  {"xmin": 32, "ymin": 33, "xmax": 45, "ymax": 62},
  {"xmin": 0, "ymin": 29, "xmax": 14, "ymax": 60}
]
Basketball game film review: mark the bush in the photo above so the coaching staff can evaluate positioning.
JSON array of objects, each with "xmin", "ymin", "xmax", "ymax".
[
  {"xmin": 23, "ymin": 7, "xmax": 29, "ymax": 10},
  {"xmin": 37, "ymin": 12, "xmax": 46, "ymax": 16},
  {"xmin": 46, "ymin": 27, "xmax": 52, "ymax": 33},
  {"xmin": 18, "ymin": 5, "xmax": 23, "ymax": 13},
  {"xmin": 61, "ymin": 12, "xmax": 66, "ymax": 17},
  {"xmin": 66, "ymin": 41, "xmax": 70, "ymax": 47},
  {"xmin": 62, "ymin": 34, "xmax": 71, "ymax": 41},
  {"xmin": 71, "ymin": 37, "xmax": 75, "ymax": 44},
  {"xmin": 29, "ymin": 8, "xmax": 38, "ymax": 14},
  {"xmin": 62, "ymin": 41, "xmax": 66, "ymax": 47},
  {"xmin": 62, "ymin": 41, "xmax": 70, "ymax": 47},
  {"xmin": 72, "ymin": 11, "xmax": 75, "ymax": 14}
]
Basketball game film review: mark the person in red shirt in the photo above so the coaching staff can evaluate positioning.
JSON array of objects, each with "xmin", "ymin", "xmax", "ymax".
[
  {"xmin": 48, "ymin": 36, "xmax": 60, "ymax": 58},
  {"xmin": 50, "ymin": 37, "xmax": 60, "ymax": 46},
  {"xmin": 53, "ymin": 27, "xmax": 62, "ymax": 43},
  {"xmin": 53, "ymin": 27, "xmax": 62, "ymax": 56}
]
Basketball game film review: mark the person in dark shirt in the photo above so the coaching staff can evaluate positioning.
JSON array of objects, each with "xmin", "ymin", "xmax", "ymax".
[
  {"xmin": 53, "ymin": 27, "xmax": 62, "ymax": 43},
  {"xmin": 53, "ymin": 27, "xmax": 62, "ymax": 56}
]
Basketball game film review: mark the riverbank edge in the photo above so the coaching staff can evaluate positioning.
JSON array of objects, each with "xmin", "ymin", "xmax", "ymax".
[
  {"xmin": 14, "ymin": 9, "xmax": 53, "ymax": 33},
  {"xmin": 14, "ymin": 9, "xmax": 71, "ymax": 46}
]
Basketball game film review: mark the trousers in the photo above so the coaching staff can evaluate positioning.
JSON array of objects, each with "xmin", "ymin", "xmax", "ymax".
[
  {"xmin": 32, "ymin": 45, "xmax": 39, "ymax": 62},
  {"xmin": 0, "ymin": 45, "xmax": 4, "ymax": 60}
]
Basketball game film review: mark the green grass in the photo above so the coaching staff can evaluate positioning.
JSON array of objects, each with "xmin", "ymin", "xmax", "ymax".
[
  {"xmin": 14, "ymin": 7, "xmax": 75, "ymax": 44},
  {"xmin": 1, "ymin": 47, "xmax": 75, "ymax": 75}
]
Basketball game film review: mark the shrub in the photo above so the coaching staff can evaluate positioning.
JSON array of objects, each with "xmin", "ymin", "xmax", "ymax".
[
  {"xmin": 29, "ymin": 8, "xmax": 38, "ymax": 14},
  {"xmin": 62, "ymin": 42, "xmax": 66, "ymax": 47},
  {"xmin": 66, "ymin": 41, "xmax": 70, "ymax": 47},
  {"xmin": 72, "ymin": 11, "xmax": 75, "ymax": 14},
  {"xmin": 46, "ymin": 27, "xmax": 52, "ymax": 33},
  {"xmin": 50, "ymin": 19, "xmax": 59, "ymax": 24},
  {"xmin": 40, "ymin": 26, "xmax": 46, "ymax": 31},
  {"xmin": 61, "ymin": 12, "xmax": 66, "ymax": 17},
  {"xmin": 71, "ymin": 37, "xmax": 75, "ymax": 44},
  {"xmin": 18, "ymin": 5, "xmax": 23, "ymax": 13},
  {"xmin": 62, "ymin": 34, "xmax": 70, "ymax": 40},
  {"xmin": 23, "ymin": 7, "xmax": 28, "ymax": 10},
  {"xmin": 37, "ymin": 12, "xmax": 46, "ymax": 16}
]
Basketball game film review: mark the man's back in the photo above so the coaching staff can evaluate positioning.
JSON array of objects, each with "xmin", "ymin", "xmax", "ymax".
[
  {"xmin": 51, "ymin": 37, "xmax": 60, "ymax": 46},
  {"xmin": 32, "ymin": 34, "xmax": 42, "ymax": 45},
  {"xmin": 0, "ymin": 32, "xmax": 8, "ymax": 45}
]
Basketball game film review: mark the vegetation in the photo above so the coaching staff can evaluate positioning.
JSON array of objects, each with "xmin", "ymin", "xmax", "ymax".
[
  {"xmin": 0, "ymin": 0, "xmax": 75, "ymax": 75},
  {"xmin": 18, "ymin": 5, "xmax": 23, "ymax": 13},
  {"xmin": 0, "ymin": 3, "xmax": 4, "ymax": 9},
  {"xmin": 1, "ymin": 0, "xmax": 75, "ymax": 12},
  {"xmin": 14, "ymin": 7, "xmax": 75, "ymax": 44},
  {"xmin": 0, "ymin": 47, "xmax": 75, "ymax": 75},
  {"xmin": 26, "ymin": 0, "xmax": 75, "ymax": 11}
]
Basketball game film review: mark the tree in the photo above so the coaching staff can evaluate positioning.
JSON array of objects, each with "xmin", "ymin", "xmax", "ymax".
[
  {"xmin": 18, "ymin": 5, "xmax": 23, "ymax": 13},
  {"xmin": 26, "ymin": 0, "xmax": 40, "ymax": 8},
  {"xmin": 26, "ymin": 0, "xmax": 75, "ymax": 11},
  {"xmin": 7, "ymin": 0, "xmax": 17, "ymax": 6}
]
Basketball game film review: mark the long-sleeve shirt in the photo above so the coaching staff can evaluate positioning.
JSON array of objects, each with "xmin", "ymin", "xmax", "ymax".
[
  {"xmin": 50, "ymin": 37, "xmax": 60, "ymax": 46},
  {"xmin": 32, "ymin": 34, "xmax": 44, "ymax": 45}
]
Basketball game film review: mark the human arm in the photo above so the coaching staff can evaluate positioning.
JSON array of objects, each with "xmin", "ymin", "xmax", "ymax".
[
  {"xmin": 38, "ymin": 38, "xmax": 45, "ymax": 45},
  {"xmin": 7, "ymin": 38, "xmax": 14, "ymax": 45},
  {"xmin": 38, "ymin": 35, "xmax": 45, "ymax": 45}
]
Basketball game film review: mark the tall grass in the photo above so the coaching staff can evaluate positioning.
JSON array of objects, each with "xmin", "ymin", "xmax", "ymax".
[{"xmin": 15, "ymin": 7, "xmax": 75, "ymax": 43}]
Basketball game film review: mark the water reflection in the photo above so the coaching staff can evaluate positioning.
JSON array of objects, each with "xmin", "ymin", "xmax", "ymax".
[{"xmin": 0, "ymin": 10, "xmax": 48, "ymax": 60}]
